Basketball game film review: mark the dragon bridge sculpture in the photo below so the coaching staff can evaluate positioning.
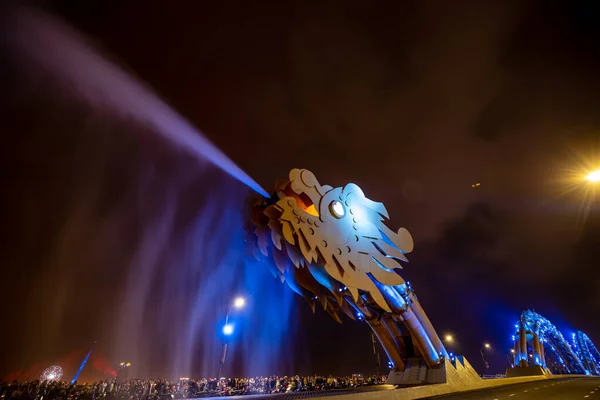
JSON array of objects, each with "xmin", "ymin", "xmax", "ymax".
[{"xmin": 247, "ymin": 169, "xmax": 447, "ymax": 372}]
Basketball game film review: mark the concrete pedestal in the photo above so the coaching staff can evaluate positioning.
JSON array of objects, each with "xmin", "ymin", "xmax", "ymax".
[{"xmin": 386, "ymin": 356, "xmax": 482, "ymax": 386}]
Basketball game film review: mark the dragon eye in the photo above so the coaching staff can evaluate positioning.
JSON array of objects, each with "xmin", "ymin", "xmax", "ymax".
[{"xmin": 329, "ymin": 200, "xmax": 345, "ymax": 218}]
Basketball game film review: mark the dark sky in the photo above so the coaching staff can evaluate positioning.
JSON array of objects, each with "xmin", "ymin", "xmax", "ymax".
[{"xmin": 1, "ymin": 0, "xmax": 600, "ymax": 381}]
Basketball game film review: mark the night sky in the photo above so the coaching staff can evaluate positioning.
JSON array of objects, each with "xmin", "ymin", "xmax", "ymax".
[{"xmin": 2, "ymin": 0, "xmax": 600, "ymax": 381}]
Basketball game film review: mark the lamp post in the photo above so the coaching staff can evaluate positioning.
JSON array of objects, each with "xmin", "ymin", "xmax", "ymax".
[
  {"xmin": 480, "ymin": 343, "xmax": 491, "ymax": 372},
  {"xmin": 508, "ymin": 349, "xmax": 515, "ymax": 368},
  {"xmin": 441, "ymin": 334, "xmax": 457, "ymax": 362},
  {"xmin": 371, "ymin": 333, "xmax": 381, "ymax": 378},
  {"xmin": 217, "ymin": 297, "xmax": 246, "ymax": 380}
]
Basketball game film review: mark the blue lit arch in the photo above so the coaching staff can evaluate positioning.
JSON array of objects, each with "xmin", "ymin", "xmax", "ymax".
[
  {"xmin": 511, "ymin": 310, "xmax": 598, "ymax": 375},
  {"xmin": 572, "ymin": 331, "xmax": 600, "ymax": 375}
]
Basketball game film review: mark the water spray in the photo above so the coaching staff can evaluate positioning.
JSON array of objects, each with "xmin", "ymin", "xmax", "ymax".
[{"xmin": 5, "ymin": 6, "xmax": 269, "ymax": 198}]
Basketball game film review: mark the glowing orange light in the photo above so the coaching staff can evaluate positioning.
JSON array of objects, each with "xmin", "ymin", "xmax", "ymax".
[
  {"xmin": 284, "ymin": 187, "xmax": 319, "ymax": 216},
  {"xmin": 305, "ymin": 204, "xmax": 319, "ymax": 216}
]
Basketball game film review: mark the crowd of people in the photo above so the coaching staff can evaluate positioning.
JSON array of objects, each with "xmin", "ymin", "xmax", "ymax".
[{"xmin": 1, "ymin": 375, "xmax": 386, "ymax": 400}]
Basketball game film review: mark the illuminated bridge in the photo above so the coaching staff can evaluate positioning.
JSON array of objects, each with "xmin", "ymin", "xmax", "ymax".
[
  {"xmin": 510, "ymin": 309, "xmax": 600, "ymax": 376},
  {"xmin": 572, "ymin": 331, "xmax": 600, "ymax": 375}
]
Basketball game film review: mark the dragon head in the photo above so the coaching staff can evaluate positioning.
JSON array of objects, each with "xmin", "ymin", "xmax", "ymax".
[{"xmin": 250, "ymin": 168, "xmax": 414, "ymax": 314}]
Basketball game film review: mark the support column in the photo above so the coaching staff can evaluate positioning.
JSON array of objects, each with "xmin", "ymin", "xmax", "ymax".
[
  {"xmin": 539, "ymin": 340, "xmax": 546, "ymax": 368},
  {"xmin": 532, "ymin": 334, "xmax": 541, "ymax": 366},
  {"xmin": 408, "ymin": 296, "xmax": 449, "ymax": 359},
  {"xmin": 366, "ymin": 317, "xmax": 405, "ymax": 371},
  {"xmin": 401, "ymin": 307, "xmax": 441, "ymax": 368},
  {"xmin": 519, "ymin": 323, "xmax": 529, "ymax": 367},
  {"xmin": 381, "ymin": 314, "xmax": 407, "ymax": 362}
]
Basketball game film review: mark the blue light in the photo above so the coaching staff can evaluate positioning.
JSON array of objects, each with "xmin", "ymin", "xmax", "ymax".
[
  {"xmin": 338, "ymin": 288, "xmax": 343, "ymax": 292},
  {"xmin": 71, "ymin": 342, "xmax": 96, "ymax": 384},
  {"xmin": 223, "ymin": 323, "xmax": 234, "ymax": 336},
  {"xmin": 357, "ymin": 312, "xmax": 363, "ymax": 320}
]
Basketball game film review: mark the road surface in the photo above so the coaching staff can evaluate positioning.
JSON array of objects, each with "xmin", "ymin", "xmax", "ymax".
[{"xmin": 429, "ymin": 377, "xmax": 600, "ymax": 399}]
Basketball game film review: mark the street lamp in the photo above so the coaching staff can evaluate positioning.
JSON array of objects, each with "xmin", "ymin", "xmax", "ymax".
[
  {"xmin": 480, "ymin": 343, "xmax": 491, "ymax": 372},
  {"xmin": 444, "ymin": 334, "xmax": 454, "ymax": 343},
  {"xmin": 223, "ymin": 324, "xmax": 234, "ymax": 336},
  {"xmin": 233, "ymin": 297, "xmax": 246, "ymax": 309},
  {"xmin": 218, "ymin": 297, "xmax": 246, "ymax": 379},
  {"xmin": 586, "ymin": 169, "xmax": 600, "ymax": 183}
]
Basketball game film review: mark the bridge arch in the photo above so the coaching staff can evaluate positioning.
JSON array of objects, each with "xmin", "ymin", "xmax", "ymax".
[
  {"xmin": 511, "ymin": 310, "xmax": 599, "ymax": 375},
  {"xmin": 572, "ymin": 331, "xmax": 600, "ymax": 375}
]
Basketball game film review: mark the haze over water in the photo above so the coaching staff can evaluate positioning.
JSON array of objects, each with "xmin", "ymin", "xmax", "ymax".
[{"xmin": 1, "ymin": 6, "xmax": 297, "ymax": 380}]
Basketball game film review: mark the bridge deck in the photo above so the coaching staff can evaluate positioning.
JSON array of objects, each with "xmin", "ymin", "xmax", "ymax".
[{"xmin": 191, "ymin": 385, "xmax": 396, "ymax": 400}]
